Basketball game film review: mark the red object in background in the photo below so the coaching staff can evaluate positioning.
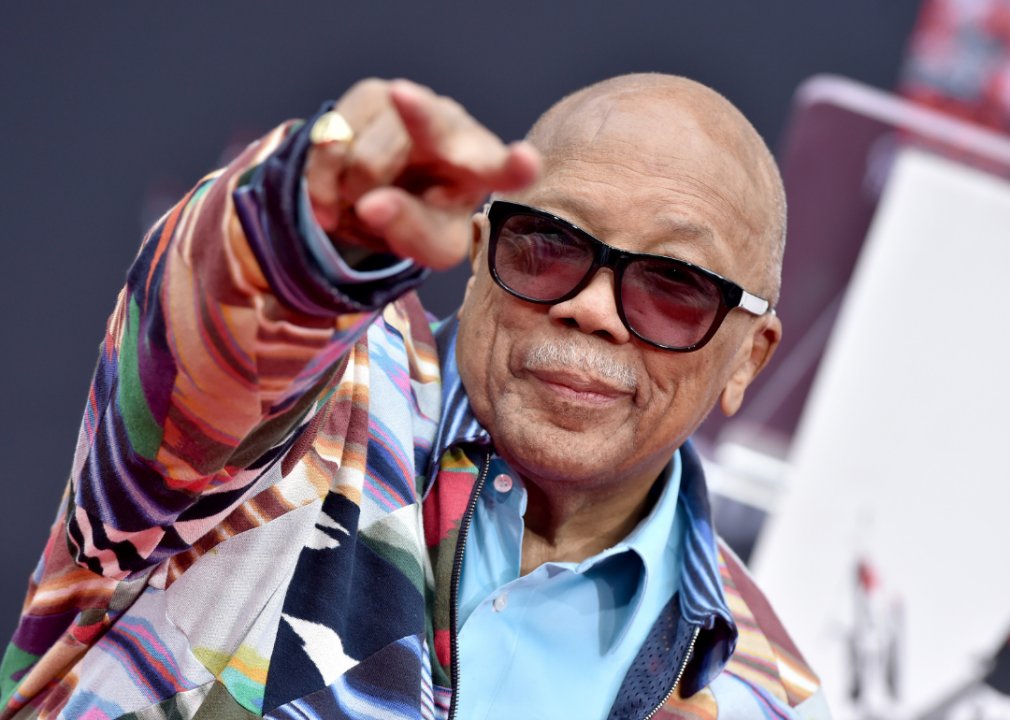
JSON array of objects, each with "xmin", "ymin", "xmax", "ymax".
[
  {"xmin": 901, "ymin": 0, "xmax": 1010, "ymax": 134},
  {"xmin": 858, "ymin": 560, "xmax": 880, "ymax": 593}
]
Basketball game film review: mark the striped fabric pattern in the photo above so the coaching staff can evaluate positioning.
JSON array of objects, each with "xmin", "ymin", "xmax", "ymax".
[
  {"xmin": 1, "ymin": 114, "xmax": 825, "ymax": 720},
  {"xmin": 719, "ymin": 544, "xmax": 823, "ymax": 708},
  {"xmin": 657, "ymin": 686, "xmax": 718, "ymax": 720}
]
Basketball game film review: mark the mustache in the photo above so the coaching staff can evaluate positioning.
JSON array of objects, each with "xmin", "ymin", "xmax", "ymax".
[{"xmin": 522, "ymin": 337, "xmax": 637, "ymax": 392}]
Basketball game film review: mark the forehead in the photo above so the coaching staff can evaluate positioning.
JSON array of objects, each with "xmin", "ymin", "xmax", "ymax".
[
  {"xmin": 524, "ymin": 185, "xmax": 716, "ymax": 254},
  {"xmin": 508, "ymin": 144, "xmax": 763, "ymax": 284},
  {"xmin": 508, "ymin": 91, "xmax": 773, "ymax": 286}
]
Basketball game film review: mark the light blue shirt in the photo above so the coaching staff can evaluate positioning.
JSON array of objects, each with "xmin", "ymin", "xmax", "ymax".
[
  {"xmin": 456, "ymin": 452, "xmax": 686, "ymax": 720},
  {"xmin": 297, "ymin": 190, "xmax": 690, "ymax": 718}
]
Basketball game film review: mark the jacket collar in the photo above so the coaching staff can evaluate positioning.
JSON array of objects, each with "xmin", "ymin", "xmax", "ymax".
[
  {"xmin": 428, "ymin": 316, "xmax": 737, "ymax": 684},
  {"xmin": 674, "ymin": 439, "xmax": 738, "ymax": 693},
  {"xmin": 423, "ymin": 317, "xmax": 490, "ymax": 495}
]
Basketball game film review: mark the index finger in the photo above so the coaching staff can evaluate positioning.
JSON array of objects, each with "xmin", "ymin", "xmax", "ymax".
[{"xmin": 389, "ymin": 80, "xmax": 540, "ymax": 195}]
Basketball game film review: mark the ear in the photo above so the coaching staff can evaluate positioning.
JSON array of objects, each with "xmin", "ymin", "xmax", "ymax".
[
  {"xmin": 720, "ymin": 312, "xmax": 782, "ymax": 417},
  {"xmin": 469, "ymin": 211, "xmax": 489, "ymax": 271},
  {"xmin": 459, "ymin": 212, "xmax": 490, "ymax": 319}
]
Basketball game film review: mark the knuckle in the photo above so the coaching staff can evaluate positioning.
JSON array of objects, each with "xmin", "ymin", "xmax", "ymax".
[
  {"xmin": 441, "ymin": 96, "xmax": 466, "ymax": 116},
  {"xmin": 350, "ymin": 77, "xmax": 387, "ymax": 95},
  {"xmin": 434, "ymin": 96, "xmax": 466, "ymax": 127},
  {"xmin": 341, "ymin": 78, "xmax": 391, "ymax": 114},
  {"xmin": 398, "ymin": 78, "xmax": 435, "ymax": 96},
  {"xmin": 349, "ymin": 156, "xmax": 384, "ymax": 187}
]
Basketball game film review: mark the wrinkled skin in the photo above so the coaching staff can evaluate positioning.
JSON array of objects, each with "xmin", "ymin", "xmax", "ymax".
[
  {"xmin": 456, "ymin": 79, "xmax": 783, "ymax": 570},
  {"xmin": 307, "ymin": 74, "xmax": 783, "ymax": 572}
]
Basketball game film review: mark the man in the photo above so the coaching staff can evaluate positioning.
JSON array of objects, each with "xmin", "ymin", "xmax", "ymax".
[{"xmin": 0, "ymin": 75, "xmax": 829, "ymax": 720}]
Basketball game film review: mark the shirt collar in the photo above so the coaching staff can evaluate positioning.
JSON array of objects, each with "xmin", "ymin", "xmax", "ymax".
[{"xmin": 567, "ymin": 450, "xmax": 685, "ymax": 652}]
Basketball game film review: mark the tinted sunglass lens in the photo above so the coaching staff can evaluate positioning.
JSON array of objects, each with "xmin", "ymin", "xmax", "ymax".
[
  {"xmin": 621, "ymin": 259, "xmax": 721, "ymax": 348},
  {"xmin": 493, "ymin": 215, "xmax": 594, "ymax": 300}
]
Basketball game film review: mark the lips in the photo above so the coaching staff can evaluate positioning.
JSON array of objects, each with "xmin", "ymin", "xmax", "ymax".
[{"xmin": 527, "ymin": 368, "xmax": 634, "ymax": 405}]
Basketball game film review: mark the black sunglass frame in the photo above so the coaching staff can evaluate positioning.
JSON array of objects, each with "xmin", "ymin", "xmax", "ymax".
[{"xmin": 485, "ymin": 200, "xmax": 771, "ymax": 352}]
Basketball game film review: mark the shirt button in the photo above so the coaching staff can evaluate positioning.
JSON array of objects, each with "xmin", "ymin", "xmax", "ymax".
[
  {"xmin": 492, "ymin": 593, "xmax": 509, "ymax": 612},
  {"xmin": 493, "ymin": 473, "xmax": 513, "ymax": 493}
]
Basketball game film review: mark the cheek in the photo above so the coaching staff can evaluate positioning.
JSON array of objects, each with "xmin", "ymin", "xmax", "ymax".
[
  {"xmin": 640, "ymin": 351, "xmax": 726, "ymax": 434},
  {"xmin": 458, "ymin": 282, "xmax": 561, "ymax": 431},
  {"xmin": 460, "ymin": 274, "xmax": 543, "ymax": 365},
  {"xmin": 456, "ymin": 276, "xmax": 514, "ymax": 420},
  {"xmin": 458, "ymin": 276, "xmax": 496, "ymax": 371}
]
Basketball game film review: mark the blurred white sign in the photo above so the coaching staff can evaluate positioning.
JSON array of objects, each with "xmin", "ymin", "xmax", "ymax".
[{"xmin": 751, "ymin": 147, "xmax": 1010, "ymax": 720}]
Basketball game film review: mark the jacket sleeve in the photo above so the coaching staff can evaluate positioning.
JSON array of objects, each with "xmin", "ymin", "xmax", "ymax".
[
  {"xmin": 67, "ymin": 103, "xmax": 427, "ymax": 580},
  {"xmin": 714, "ymin": 540, "xmax": 832, "ymax": 720}
]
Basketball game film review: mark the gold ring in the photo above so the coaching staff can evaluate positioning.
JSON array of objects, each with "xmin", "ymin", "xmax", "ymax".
[{"xmin": 310, "ymin": 111, "xmax": 354, "ymax": 146}]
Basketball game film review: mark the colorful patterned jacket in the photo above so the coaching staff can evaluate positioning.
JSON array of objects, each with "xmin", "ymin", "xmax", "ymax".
[{"xmin": 0, "ymin": 106, "xmax": 831, "ymax": 720}]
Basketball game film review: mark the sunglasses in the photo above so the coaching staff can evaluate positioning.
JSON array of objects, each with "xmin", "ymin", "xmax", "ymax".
[{"xmin": 486, "ymin": 201, "xmax": 771, "ymax": 352}]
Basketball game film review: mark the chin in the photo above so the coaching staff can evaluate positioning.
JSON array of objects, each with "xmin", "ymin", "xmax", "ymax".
[{"xmin": 493, "ymin": 414, "xmax": 627, "ymax": 485}]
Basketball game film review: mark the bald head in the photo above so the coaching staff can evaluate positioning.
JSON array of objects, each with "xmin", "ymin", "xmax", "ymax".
[
  {"xmin": 524, "ymin": 73, "xmax": 786, "ymax": 303},
  {"xmin": 457, "ymin": 73, "xmax": 787, "ymax": 505}
]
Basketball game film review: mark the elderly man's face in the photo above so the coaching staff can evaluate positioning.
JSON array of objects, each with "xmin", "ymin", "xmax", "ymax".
[{"xmin": 456, "ymin": 92, "xmax": 779, "ymax": 492}]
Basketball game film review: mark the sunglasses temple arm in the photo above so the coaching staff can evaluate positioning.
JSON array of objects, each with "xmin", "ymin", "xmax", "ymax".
[{"xmin": 738, "ymin": 290, "xmax": 771, "ymax": 316}]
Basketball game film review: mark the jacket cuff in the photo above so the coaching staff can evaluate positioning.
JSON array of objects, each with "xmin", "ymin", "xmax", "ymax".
[
  {"xmin": 233, "ymin": 101, "xmax": 428, "ymax": 317},
  {"xmin": 297, "ymin": 178, "xmax": 414, "ymax": 285}
]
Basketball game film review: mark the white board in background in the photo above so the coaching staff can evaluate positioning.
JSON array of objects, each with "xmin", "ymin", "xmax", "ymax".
[{"xmin": 750, "ymin": 147, "xmax": 1010, "ymax": 720}]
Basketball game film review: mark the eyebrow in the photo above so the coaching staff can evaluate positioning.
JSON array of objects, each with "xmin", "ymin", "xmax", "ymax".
[
  {"xmin": 531, "ymin": 191, "xmax": 600, "ymax": 226},
  {"xmin": 655, "ymin": 216, "xmax": 715, "ymax": 247},
  {"xmin": 532, "ymin": 191, "xmax": 716, "ymax": 250}
]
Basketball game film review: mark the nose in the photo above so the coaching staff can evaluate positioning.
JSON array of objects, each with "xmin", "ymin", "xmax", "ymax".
[{"xmin": 547, "ymin": 268, "xmax": 632, "ymax": 344}]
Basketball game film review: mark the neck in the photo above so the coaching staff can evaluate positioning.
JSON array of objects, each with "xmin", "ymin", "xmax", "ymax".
[{"xmin": 512, "ymin": 464, "xmax": 666, "ymax": 576}]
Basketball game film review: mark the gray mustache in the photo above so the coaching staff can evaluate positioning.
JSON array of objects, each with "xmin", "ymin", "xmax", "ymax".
[{"xmin": 523, "ymin": 338, "xmax": 637, "ymax": 392}]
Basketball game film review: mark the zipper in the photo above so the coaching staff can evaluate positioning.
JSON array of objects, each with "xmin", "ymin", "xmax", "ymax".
[
  {"xmin": 442, "ymin": 451, "xmax": 696, "ymax": 720},
  {"xmin": 642, "ymin": 625, "xmax": 701, "ymax": 720},
  {"xmin": 446, "ymin": 449, "xmax": 492, "ymax": 720}
]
